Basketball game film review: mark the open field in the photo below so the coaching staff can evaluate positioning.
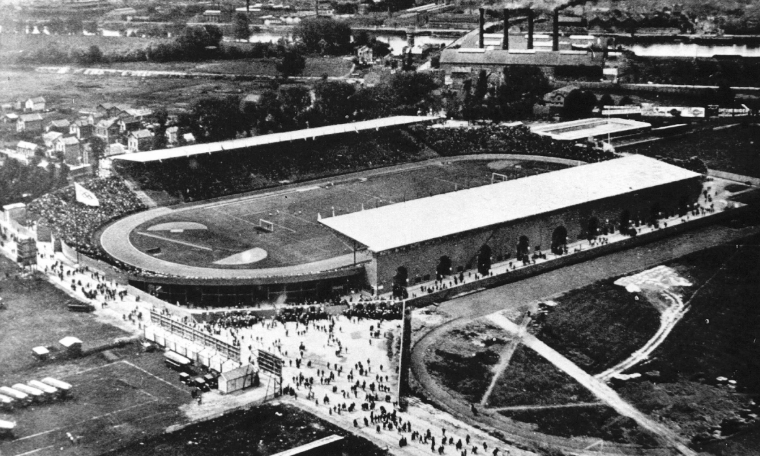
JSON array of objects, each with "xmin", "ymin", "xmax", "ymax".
[
  {"xmin": 632, "ymin": 124, "xmax": 760, "ymax": 178},
  {"xmin": 499, "ymin": 405, "xmax": 659, "ymax": 447},
  {"xmin": 613, "ymin": 232, "xmax": 760, "ymax": 448},
  {"xmin": 534, "ymin": 277, "xmax": 661, "ymax": 375},
  {"xmin": 125, "ymin": 159, "xmax": 567, "ymax": 269},
  {"xmin": 0, "ymin": 34, "xmax": 170, "ymax": 64},
  {"xmin": 487, "ymin": 345, "xmax": 596, "ymax": 408},
  {"xmin": 108, "ymin": 402, "xmax": 385, "ymax": 456},
  {"xmin": 0, "ymin": 256, "xmax": 127, "ymax": 377}
]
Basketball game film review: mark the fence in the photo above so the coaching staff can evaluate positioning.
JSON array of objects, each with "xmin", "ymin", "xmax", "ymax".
[{"xmin": 150, "ymin": 311, "xmax": 240, "ymax": 361}]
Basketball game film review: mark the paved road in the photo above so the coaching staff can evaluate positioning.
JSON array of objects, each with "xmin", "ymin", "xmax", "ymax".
[{"xmin": 436, "ymin": 222, "xmax": 760, "ymax": 319}]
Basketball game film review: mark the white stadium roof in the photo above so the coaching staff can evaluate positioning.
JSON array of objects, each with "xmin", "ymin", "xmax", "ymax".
[
  {"xmin": 113, "ymin": 116, "xmax": 438, "ymax": 163},
  {"xmin": 320, "ymin": 155, "xmax": 700, "ymax": 253}
]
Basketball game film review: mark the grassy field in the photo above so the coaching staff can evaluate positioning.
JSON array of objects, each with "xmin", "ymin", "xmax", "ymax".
[
  {"xmin": 632, "ymin": 124, "xmax": 760, "ymax": 178},
  {"xmin": 126, "ymin": 159, "xmax": 567, "ymax": 269},
  {"xmin": 612, "ymin": 232, "xmax": 760, "ymax": 449},
  {"xmin": 109, "ymin": 402, "xmax": 386, "ymax": 456},
  {"xmin": 99, "ymin": 56, "xmax": 354, "ymax": 77},
  {"xmin": 0, "ymin": 255, "xmax": 127, "ymax": 378},
  {"xmin": 534, "ymin": 277, "xmax": 662, "ymax": 375},
  {"xmin": 486, "ymin": 345, "xmax": 596, "ymax": 408},
  {"xmin": 424, "ymin": 320, "xmax": 512, "ymax": 403},
  {"xmin": 0, "ymin": 34, "xmax": 169, "ymax": 63},
  {"xmin": 499, "ymin": 405, "xmax": 659, "ymax": 447}
]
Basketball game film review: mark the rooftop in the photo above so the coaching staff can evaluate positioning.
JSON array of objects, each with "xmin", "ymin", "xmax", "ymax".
[
  {"xmin": 320, "ymin": 155, "xmax": 700, "ymax": 252},
  {"xmin": 114, "ymin": 116, "xmax": 437, "ymax": 163},
  {"xmin": 530, "ymin": 118, "xmax": 652, "ymax": 141}
]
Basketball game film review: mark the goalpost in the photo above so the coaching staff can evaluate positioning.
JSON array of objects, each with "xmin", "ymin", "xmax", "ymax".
[
  {"xmin": 491, "ymin": 173, "xmax": 509, "ymax": 184},
  {"xmin": 259, "ymin": 219, "xmax": 275, "ymax": 233}
]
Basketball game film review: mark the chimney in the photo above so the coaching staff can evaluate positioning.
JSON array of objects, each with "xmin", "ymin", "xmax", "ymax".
[
  {"xmin": 478, "ymin": 8, "xmax": 485, "ymax": 49},
  {"xmin": 527, "ymin": 9, "xmax": 534, "ymax": 50},
  {"xmin": 315, "ymin": 0, "xmax": 319, "ymax": 17},
  {"xmin": 502, "ymin": 9, "xmax": 509, "ymax": 50},
  {"xmin": 553, "ymin": 9, "xmax": 560, "ymax": 51}
]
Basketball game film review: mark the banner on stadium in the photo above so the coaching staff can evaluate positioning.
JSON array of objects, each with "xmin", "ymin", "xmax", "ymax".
[{"xmin": 74, "ymin": 183, "xmax": 100, "ymax": 207}]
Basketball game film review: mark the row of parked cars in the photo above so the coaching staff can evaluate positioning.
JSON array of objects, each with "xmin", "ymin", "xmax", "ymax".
[{"xmin": 0, "ymin": 377, "xmax": 72, "ymax": 410}]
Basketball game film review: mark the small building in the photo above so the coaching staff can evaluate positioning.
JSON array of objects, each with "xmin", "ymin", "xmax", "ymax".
[
  {"xmin": 107, "ymin": 142, "xmax": 127, "ymax": 156},
  {"xmin": 13, "ymin": 98, "xmax": 25, "ymax": 111},
  {"xmin": 542, "ymin": 85, "xmax": 579, "ymax": 111},
  {"xmin": 16, "ymin": 113, "xmax": 44, "ymax": 133},
  {"xmin": 54, "ymin": 136, "xmax": 82, "ymax": 165},
  {"xmin": 59, "ymin": 337, "xmax": 82, "ymax": 357},
  {"xmin": 218, "ymin": 364, "xmax": 257, "ymax": 394},
  {"xmin": 70, "ymin": 119, "xmax": 95, "ymax": 140},
  {"xmin": 16, "ymin": 141, "xmax": 38, "ymax": 158},
  {"xmin": 357, "ymin": 45, "xmax": 373, "ymax": 63},
  {"xmin": 96, "ymin": 103, "xmax": 132, "ymax": 119},
  {"xmin": 42, "ymin": 131, "xmax": 64, "ymax": 149},
  {"xmin": 46, "ymin": 119, "xmax": 71, "ymax": 133},
  {"xmin": 2, "ymin": 112, "xmax": 18, "ymax": 124},
  {"xmin": 118, "ymin": 116, "xmax": 140, "ymax": 133},
  {"xmin": 203, "ymin": 10, "xmax": 222, "ymax": 22},
  {"xmin": 165, "ymin": 126, "xmax": 179, "ymax": 144},
  {"xmin": 182, "ymin": 132, "xmax": 196, "ymax": 144},
  {"xmin": 87, "ymin": 112, "xmax": 105, "ymax": 125},
  {"xmin": 25, "ymin": 97, "xmax": 46, "ymax": 112},
  {"xmin": 124, "ymin": 108, "xmax": 153, "ymax": 121},
  {"xmin": 95, "ymin": 117, "xmax": 121, "ymax": 144},
  {"xmin": 128, "ymin": 129, "xmax": 153, "ymax": 152}
]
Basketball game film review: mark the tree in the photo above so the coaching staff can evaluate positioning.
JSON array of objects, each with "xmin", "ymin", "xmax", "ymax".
[
  {"xmin": 598, "ymin": 93, "xmax": 614, "ymax": 109},
  {"xmin": 619, "ymin": 95, "xmax": 633, "ymax": 106},
  {"xmin": 66, "ymin": 17, "xmax": 84, "ymax": 35},
  {"xmin": 186, "ymin": 96, "xmax": 247, "ymax": 142},
  {"xmin": 312, "ymin": 80, "xmax": 356, "ymax": 125},
  {"xmin": 386, "ymin": 72, "xmax": 439, "ymax": 115},
  {"xmin": 716, "ymin": 80, "xmax": 735, "ymax": 106},
  {"xmin": 253, "ymin": 90, "xmax": 284, "ymax": 134},
  {"xmin": 276, "ymin": 48, "xmax": 306, "ymax": 79},
  {"xmin": 293, "ymin": 17, "xmax": 352, "ymax": 54},
  {"xmin": 563, "ymin": 89, "xmax": 597, "ymax": 119},
  {"xmin": 83, "ymin": 21, "xmax": 98, "ymax": 34},
  {"xmin": 88, "ymin": 137, "xmax": 106, "ymax": 173},
  {"xmin": 279, "ymin": 85, "xmax": 312, "ymax": 128},
  {"xmin": 232, "ymin": 13, "xmax": 251, "ymax": 41}
]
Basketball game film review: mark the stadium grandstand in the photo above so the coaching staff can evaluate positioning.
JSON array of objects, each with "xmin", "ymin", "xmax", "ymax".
[
  {"xmin": 113, "ymin": 116, "xmax": 438, "ymax": 163},
  {"xmin": 321, "ymin": 155, "xmax": 702, "ymax": 292}
]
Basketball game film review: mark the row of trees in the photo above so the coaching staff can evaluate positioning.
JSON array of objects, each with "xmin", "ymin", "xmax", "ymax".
[
  {"xmin": 0, "ymin": 157, "xmax": 69, "ymax": 207},
  {"xmin": 180, "ymin": 72, "xmax": 440, "ymax": 142},
  {"xmin": 460, "ymin": 66, "xmax": 551, "ymax": 121}
]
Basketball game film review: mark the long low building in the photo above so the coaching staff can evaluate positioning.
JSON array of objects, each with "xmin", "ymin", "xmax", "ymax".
[
  {"xmin": 112, "ymin": 116, "xmax": 437, "ymax": 163},
  {"xmin": 530, "ymin": 118, "xmax": 652, "ymax": 142},
  {"xmin": 320, "ymin": 155, "xmax": 702, "ymax": 292}
]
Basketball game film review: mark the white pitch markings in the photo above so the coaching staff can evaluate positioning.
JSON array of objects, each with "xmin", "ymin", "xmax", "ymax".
[{"xmin": 136, "ymin": 232, "xmax": 212, "ymax": 251}]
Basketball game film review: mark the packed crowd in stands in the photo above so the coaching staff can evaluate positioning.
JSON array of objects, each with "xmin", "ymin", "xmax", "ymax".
[
  {"xmin": 114, "ymin": 129, "xmax": 429, "ymax": 202},
  {"xmin": 27, "ymin": 177, "xmax": 146, "ymax": 260},
  {"xmin": 414, "ymin": 124, "xmax": 617, "ymax": 163}
]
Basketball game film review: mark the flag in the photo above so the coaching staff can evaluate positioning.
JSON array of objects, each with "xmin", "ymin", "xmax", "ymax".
[{"xmin": 74, "ymin": 183, "xmax": 99, "ymax": 207}]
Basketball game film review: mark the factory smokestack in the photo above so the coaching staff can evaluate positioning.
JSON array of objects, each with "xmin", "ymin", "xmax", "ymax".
[
  {"xmin": 478, "ymin": 8, "xmax": 485, "ymax": 49},
  {"xmin": 502, "ymin": 9, "xmax": 509, "ymax": 50},
  {"xmin": 527, "ymin": 9, "xmax": 533, "ymax": 50},
  {"xmin": 553, "ymin": 9, "xmax": 560, "ymax": 51}
]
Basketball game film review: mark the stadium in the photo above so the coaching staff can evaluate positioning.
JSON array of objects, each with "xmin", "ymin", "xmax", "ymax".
[{"xmin": 101, "ymin": 118, "xmax": 702, "ymax": 306}]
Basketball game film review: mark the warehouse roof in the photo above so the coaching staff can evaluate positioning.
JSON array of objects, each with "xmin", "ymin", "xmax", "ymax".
[
  {"xmin": 113, "ymin": 116, "xmax": 438, "ymax": 163},
  {"xmin": 320, "ymin": 155, "xmax": 700, "ymax": 252}
]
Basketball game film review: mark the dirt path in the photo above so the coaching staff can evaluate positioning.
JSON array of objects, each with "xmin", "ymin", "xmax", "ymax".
[
  {"xmin": 489, "ymin": 402, "xmax": 603, "ymax": 412},
  {"xmin": 480, "ymin": 312, "xmax": 531, "ymax": 407},
  {"xmin": 487, "ymin": 313, "xmax": 697, "ymax": 456}
]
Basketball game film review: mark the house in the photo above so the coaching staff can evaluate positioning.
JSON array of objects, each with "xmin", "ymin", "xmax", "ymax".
[
  {"xmin": 107, "ymin": 143, "xmax": 127, "ymax": 157},
  {"xmin": 165, "ymin": 126, "xmax": 179, "ymax": 144},
  {"xmin": 543, "ymin": 85, "xmax": 579, "ymax": 109},
  {"xmin": 118, "ymin": 116, "xmax": 140, "ymax": 133},
  {"xmin": 95, "ymin": 117, "xmax": 121, "ymax": 144},
  {"xmin": 25, "ymin": 97, "xmax": 46, "ymax": 112},
  {"xmin": 42, "ymin": 131, "xmax": 64, "ymax": 149},
  {"xmin": 128, "ymin": 129, "xmax": 153, "ymax": 152},
  {"xmin": 87, "ymin": 112, "xmax": 105, "ymax": 125},
  {"xmin": 17, "ymin": 113, "xmax": 44, "ymax": 133},
  {"xmin": 182, "ymin": 132, "xmax": 196, "ymax": 144},
  {"xmin": 203, "ymin": 10, "xmax": 222, "ymax": 22},
  {"xmin": 16, "ymin": 141, "xmax": 39, "ymax": 158},
  {"xmin": 124, "ymin": 108, "xmax": 153, "ymax": 120},
  {"xmin": 13, "ymin": 98, "xmax": 25, "ymax": 111},
  {"xmin": 54, "ymin": 136, "xmax": 83, "ymax": 165},
  {"xmin": 1, "ymin": 112, "xmax": 18, "ymax": 124},
  {"xmin": 46, "ymin": 119, "xmax": 71, "ymax": 133},
  {"xmin": 70, "ymin": 119, "xmax": 95, "ymax": 139},
  {"xmin": 357, "ymin": 45, "xmax": 373, "ymax": 63},
  {"xmin": 96, "ymin": 103, "xmax": 132, "ymax": 118}
]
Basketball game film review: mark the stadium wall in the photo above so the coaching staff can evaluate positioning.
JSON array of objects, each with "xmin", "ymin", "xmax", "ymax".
[{"xmin": 368, "ymin": 177, "xmax": 702, "ymax": 291}]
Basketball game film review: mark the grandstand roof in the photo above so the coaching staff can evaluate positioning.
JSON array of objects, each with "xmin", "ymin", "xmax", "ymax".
[
  {"xmin": 320, "ymin": 155, "xmax": 700, "ymax": 253},
  {"xmin": 112, "ymin": 116, "xmax": 438, "ymax": 163}
]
